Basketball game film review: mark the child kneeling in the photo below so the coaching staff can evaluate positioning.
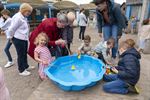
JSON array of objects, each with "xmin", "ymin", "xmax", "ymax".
[{"xmin": 103, "ymin": 39, "xmax": 141, "ymax": 94}]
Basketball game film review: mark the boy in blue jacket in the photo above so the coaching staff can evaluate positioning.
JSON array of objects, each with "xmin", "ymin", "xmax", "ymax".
[{"xmin": 103, "ymin": 39, "xmax": 141, "ymax": 94}]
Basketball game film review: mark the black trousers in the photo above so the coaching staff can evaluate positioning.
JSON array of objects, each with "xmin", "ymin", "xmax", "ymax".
[
  {"xmin": 79, "ymin": 26, "xmax": 86, "ymax": 40},
  {"xmin": 13, "ymin": 37, "xmax": 29, "ymax": 73}
]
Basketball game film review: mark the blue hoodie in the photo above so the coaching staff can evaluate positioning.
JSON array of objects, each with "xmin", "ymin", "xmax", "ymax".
[{"xmin": 117, "ymin": 48, "xmax": 141, "ymax": 86}]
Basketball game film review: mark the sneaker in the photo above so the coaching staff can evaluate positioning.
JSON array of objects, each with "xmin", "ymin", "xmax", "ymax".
[
  {"xmin": 26, "ymin": 66, "xmax": 35, "ymax": 71},
  {"xmin": 19, "ymin": 70, "xmax": 31, "ymax": 76},
  {"xmin": 128, "ymin": 84, "xmax": 140, "ymax": 94},
  {"xmin": 4, "ymin": 62, "xmax": 14, "ymax": 68}
]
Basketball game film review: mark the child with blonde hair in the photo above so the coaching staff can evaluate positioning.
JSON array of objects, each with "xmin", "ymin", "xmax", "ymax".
[
  {"xmin": 34, "ymin": 32, "xmax": 55, "ymax": 80},
  {"xmin": 125, "ymin": 39, "xmax": 136, "ymax": 48}
]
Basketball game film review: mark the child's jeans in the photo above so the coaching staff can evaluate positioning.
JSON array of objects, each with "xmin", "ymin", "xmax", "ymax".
[
  {"xmin": 4, "ymin": 39, "xmax": 13, "ymax": 62},
  {"xmin": 103, "ymin": 74, "xmax": 129, "ymax": 94}
]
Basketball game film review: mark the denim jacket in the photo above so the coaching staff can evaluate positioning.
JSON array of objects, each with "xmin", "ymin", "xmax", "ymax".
[{"xmin": 96, "ymin": 1, "xmax": 126, "ymax": 33}]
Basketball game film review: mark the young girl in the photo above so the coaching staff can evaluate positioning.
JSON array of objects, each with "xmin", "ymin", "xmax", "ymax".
[
  {"xmin": 34, "ymin": 33, "xmax": 55, "ymax": 80},
  {"xmin": 93, "ymin": 37, "xmax": 115, "ymax": 65},
  {"xmin": 1, "ymin": 9, "xmax": 13, "ymax": 68},
  {"xmin": 0, "ymin": 67, "xmax": 10, "ymax": 100},
  {"xmin": 78, "ymin": 35, "xmax": 92, "ymax": 55}
]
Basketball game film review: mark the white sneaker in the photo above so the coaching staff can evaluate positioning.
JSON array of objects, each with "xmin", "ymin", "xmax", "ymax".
[
  {"xmin": 19, "ymin": 70, "xmax": 31, "ymax": 76},
  {"xmin": 26, "ymin": 66, "xmax": 35, "ymax": 71},
  {"xmin": 4, "ymin": 62, "xmax": 14, "ymax": 68}
]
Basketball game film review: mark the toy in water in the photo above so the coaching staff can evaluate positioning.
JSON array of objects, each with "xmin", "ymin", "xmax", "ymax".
[
  {"xmin": 78, "ymin": 54, "xmax": 81, "ymax": 59},
  {"xmin": 77, "ymin": 51, "xmax": 81, "ymax": 59},
  {"xmin": 71, "ymin": 65, "xmax": 76, "ymax": 70},
  {"xmin": 44, "ymin": 55, "xmax": 105, "ymax": 91}
]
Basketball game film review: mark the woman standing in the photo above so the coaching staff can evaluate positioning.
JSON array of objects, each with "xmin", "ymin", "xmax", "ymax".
[
  {"xmin": 7, "ymin": 3, "xmax": 33, "ymax": 76},
  {"xmin": 78, "ymin": 8, "xmax": 87, "ymax": 41}
]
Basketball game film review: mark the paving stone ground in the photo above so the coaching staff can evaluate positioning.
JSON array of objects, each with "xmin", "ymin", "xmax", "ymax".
[{"xmin": 0, "ymin": 27, "xmax": 150, "ymax": 100}]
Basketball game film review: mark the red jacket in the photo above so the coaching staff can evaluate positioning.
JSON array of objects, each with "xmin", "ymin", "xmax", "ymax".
[{"xmin": 28, "ymin": 18, "xmax": 62, "ymax": 59}]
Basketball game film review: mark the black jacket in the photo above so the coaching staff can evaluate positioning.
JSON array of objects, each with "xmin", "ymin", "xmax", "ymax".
[{"xmin": 117, "ymin": 48, "xmax": 141, "ymax": 86}]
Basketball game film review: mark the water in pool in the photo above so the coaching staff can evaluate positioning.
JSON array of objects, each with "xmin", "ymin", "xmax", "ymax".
[{"xmin": 49, "ymin": 59, "xmax": 102, "ymax": 83}]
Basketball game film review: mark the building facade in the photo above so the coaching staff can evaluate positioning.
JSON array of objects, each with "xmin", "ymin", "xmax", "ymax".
[{"xmin": 126, "ymin": 0, "xmax": 150, "ymax": 20}]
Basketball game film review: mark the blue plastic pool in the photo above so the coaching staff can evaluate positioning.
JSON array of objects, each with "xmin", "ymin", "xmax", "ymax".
[{"xmin": 44, "ymin": 54, "xmax": 106, "ymax": 91}]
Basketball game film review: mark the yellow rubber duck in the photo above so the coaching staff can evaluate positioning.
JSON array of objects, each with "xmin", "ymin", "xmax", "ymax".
[
  {"xmin": 77, "ymin": 51, "xmax": 81, "ymax": 59},
  {"xmin": 78, "ymin": 54, "xmax": 81, "ymax": 59},
  {"xmin": 71, "ymin": 65, "xmax": 76, "ymax": 70}
]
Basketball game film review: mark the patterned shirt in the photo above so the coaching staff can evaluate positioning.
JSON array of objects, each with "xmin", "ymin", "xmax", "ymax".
[{"xmin": 34, "ymin": 45, "xmax": 52, "ymax": 63}]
